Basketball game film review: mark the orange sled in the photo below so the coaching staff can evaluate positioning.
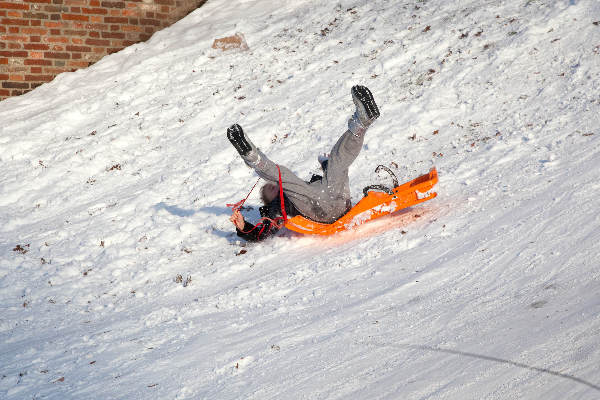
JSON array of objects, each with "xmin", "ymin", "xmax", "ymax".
[{"xmin": 285, "ymin": 167, "xmax": 438, "ymax": 235}]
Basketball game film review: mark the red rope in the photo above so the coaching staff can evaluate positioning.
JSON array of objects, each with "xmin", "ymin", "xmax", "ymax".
[
  {"xmin": 277, "ymin": 165, "xmax": 288, "ymax": 223},
  {"xmin": 226, "ymin": 177, "xmax": 261, "ymax": 212},
  {"xmin": 227, "ymin": 165, "xmax": 288, "ymax": 239}
]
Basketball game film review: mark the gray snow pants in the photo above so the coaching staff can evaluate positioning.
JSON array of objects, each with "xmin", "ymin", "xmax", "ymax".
[{"xmin": 242, "ymin": 116, "xmax": 368, "ymax": 223}]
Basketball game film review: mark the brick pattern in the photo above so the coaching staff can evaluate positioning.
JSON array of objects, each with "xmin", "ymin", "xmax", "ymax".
[{"xmin": 1, "ymin": 0, "xmax": 206, "ymax": 100}]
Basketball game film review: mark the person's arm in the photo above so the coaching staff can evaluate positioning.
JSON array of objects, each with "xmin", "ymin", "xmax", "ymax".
[{"xmin": 230, "ymin": 209, "xmax": 280, "ymax": 242}]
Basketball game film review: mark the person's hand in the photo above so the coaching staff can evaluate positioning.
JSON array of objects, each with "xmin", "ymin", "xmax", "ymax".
[{"xmin": 230, "ymin": 209, "xmax": 245, "ymax": 230}]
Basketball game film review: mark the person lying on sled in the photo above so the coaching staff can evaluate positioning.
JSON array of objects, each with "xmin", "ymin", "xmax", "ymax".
[{"xmin": 228, "ymin": 85, "xmax": 380, "ymax": 242}]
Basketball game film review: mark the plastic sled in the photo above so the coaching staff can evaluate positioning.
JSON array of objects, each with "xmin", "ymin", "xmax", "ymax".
[{"xmin": 285, "ymin": 167, "xmax": 438, "ymax": 235}]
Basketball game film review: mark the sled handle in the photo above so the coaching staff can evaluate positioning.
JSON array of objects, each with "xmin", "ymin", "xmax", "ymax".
[
  {"xmin": 375, "ymin": 165, "xmax": 399, "ymax": 187},
  {"xmin": 363, "ymin": 184, "xmax": 394, "ymax": 197}
]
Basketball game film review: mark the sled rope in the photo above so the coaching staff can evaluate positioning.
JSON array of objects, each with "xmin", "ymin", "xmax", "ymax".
[
  {"xmin": 227, "ymin": 165, "xmax": 287, "ymax": 239},
  {"xmin": 226, "ymin": 177, "xmax": 261, "ymax": 212},
  {"xmin": 277, "ymin": 164, "xmax": 288, "ymax": 222}
]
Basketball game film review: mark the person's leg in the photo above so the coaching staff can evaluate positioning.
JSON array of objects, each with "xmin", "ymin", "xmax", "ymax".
[
  {"xmin": 322, "ymin": 85, "xmax": 379, "ymax": 199},
  {"xmin": 227, "ymin": 124, "xmax": 327, "ymax": 221}
]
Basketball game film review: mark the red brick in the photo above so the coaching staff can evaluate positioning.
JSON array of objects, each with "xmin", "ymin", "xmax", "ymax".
[
  {"xmin": 43, "ymin": 6, "xmax": 63, "ymax": 14},
  {"xmin": 63, "ymin": 29, "xmax": 87, "ymax": 36},
  {"xmin": 67, "ymin": 60, "xmax": 88, "ymax": 68},
  {"xmin": 24, "ymin": 0, "xmax": 52, "ymax": 3},
  {"xmin": 1, "ymin": 18, "xmax": 30, "ymax": 26},
  {"xmin": 0, "ymin": 50, "xmax": 28, "ymax": 57},
  {"xmin": 0, "ymin": 25, "xmax": 5, "ymax": 33},
  {"xmin": 82, "ymin": 7, "xmax": 107, "ymax": 14},
  {"xmin": 110, "ymin": 24, "xmax": 119, "ymax": 31},
  {"xmin": 0, "ymin": 57, "xmax": 8, "ymax": 64},
  {"xmin": 8, "ymin": 26, "xmax": 19, "ymax": 33},
  {"xmin": 104, "ymin": 16, "xmax": 127, "ymax": 23},
  {"xmin": 1, "ymin": 35, "xmax": 29, "ymax": 42},
  {"xmin": 0, "ymin": 2, "xmax": 30, "ymax": 10},
  {"xmin": 7, "ymin": 10, "xmax": 22, "ymax": 18},
  {"xmin": 90, "ymin": 15, "xmax": 102, "ymax": 23},
  {"xmin": 0, "ymin": 10, "xmax": 5, "ymax": 17},
  {"xmin": 85, "ymin": 38, "xmax": 109, "ymax": 46},
  {"xmin": 25, "ymin": 58, "xmax": 52, "ymax": 65},
  {"xmin": 29, "ymin": 51, "xmax": 43, "ymax": 58},
  {"xmin": 44, "ymin": 51, "xmax": 70, "ymax": 59},
  {"xmin": 0, "ymin": 89, "xmax": 10, "ymax": 96},
  {"xmin": 21, "ymin": 27, "xmax": 48, "ymax": 35},
  {"xmin": 70, "ymin": 6, "xmax": 80, "ymax": 12},
  {"xmin": 89, "ymin": 31, "xmax": 99, "ymax": 37},
  {"xmin": 31, "ymin": 19, "xmax": 41, "ymax": 26},
  {"xmin": 30, "ymin": 35, "xmax": 41, "ymax": 42},
  {"xmin": 44, "ymin": 66, "xmax": 71, "ymax": 74},
  {"xmin": 101, "ymin": 31, "xmax": 124, "ymax": 39},
  {"xmin": 9, "ymin": 74, "xmax": 25, "ymax": 81},
  {"xmin": 101, "ymin": 1, "xmax": 125, "ymax": 8},
  {"xmin": 140, "ymin": 18, "xmax": 160, "ymax": 26},
  {"xmin": 24, "ymin": 43, "xmax": 49, "ymax": 50},
  {"xmin": 44, "ymin": 21, "xmax": 64, "ymax": 28},
  {"xmin": 0, "ymin": 73, "xmax": 8, "ymax": 80},
  {"xmin": 64, "ymin": 0, "xmax": 85, "ymax": 5},
  {"xmin": 29, "ymin": 66, "xmax": 42, "ymax": 73},
  {"xmin": 46, "ymin": 36, "xmax": 69, "ymax": 43},
  {"xmin": 71, "ymin": 37, "xmax": 83, "ymax": 44},
  {"xmin": 44, "ymin": 5, "xmax": 64, "ymax": 13},
  {"xmin": 62, "ymin": 13, "xmax": 88, "ymax": 21},
  {"xmin": 23, "ymin": 12, "xmax": 49, "ymax": 19},
  {"xmin": 25, "ymin": 74, "xmax": 54, "ymax": 82},
  {"xmin": 90, "ymin": 0, "xmax": 100, "ymax": 6},
  {"xmin": 66, "ymin": 45, "xmax": 91, "ymax": 52},
  {"xmin": 121, "ymin": 8, "xmax": 139, "ymax": 17},
  {"xmin": 8, "ymin": 42, "xmax": 21, "ymax": 49},
  {"xmin": 121, "ymin": 25, "xmax": 141, "ymax": 32},
  {"xmin": 155, "ymin": 0, "xmax": 174, "ymax": 5},
  {"xmin": 3, "ymin": 81, "xmax": 29, "ymax": 89},
  {"xmin": 84, "ymin": 23, "xmax": 108, "ymax": 30}
]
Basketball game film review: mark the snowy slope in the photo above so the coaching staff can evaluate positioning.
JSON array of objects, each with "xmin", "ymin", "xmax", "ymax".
[{"xmin": 1, "ymin": 0, "xmax": 599, "ymax": 399}]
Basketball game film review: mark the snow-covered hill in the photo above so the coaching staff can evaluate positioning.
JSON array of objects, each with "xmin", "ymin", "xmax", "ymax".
[{"xmin": 1, "ymin": 0, "xmax": 599, "ymax": 398}]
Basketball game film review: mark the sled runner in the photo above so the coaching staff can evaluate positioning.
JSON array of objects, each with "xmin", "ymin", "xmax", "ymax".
[{"xmin": 285, "ymin": 167, "xmax": 438, "ymax": 235}]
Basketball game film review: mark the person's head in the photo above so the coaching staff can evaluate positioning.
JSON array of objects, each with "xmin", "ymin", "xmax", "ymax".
[{"xmin": 260, "ymin": 182, "xmax": 279, "ymax": 204}]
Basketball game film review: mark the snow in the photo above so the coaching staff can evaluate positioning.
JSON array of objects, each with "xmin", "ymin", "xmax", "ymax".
[{"xmin": 1, "ymin": 0, "xmax": 599, "ymax": 398}]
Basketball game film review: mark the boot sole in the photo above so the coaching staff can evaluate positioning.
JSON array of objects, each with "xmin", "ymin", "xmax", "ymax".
[
  {"xmin": 352, "ymin": 85, "xmax": 380, "ymax": 120},
  {"xmin": 227, "ymin": 124, "xmax": 252, "ymax": 156}
]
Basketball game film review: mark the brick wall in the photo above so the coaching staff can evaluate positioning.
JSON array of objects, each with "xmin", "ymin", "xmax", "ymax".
[{"xmin": 0, "ymin": 0, "xmax": 206, "ymax": 101}]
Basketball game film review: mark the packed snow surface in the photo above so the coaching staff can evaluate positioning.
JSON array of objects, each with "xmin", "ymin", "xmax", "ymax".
[{"xmin": 1, "ymin": 0, "xmax": 599, "ymax": 399}]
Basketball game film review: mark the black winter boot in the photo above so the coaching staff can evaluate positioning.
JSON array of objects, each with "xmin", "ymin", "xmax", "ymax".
[
  {"xmin": 351, "ymin": 85, "xmax": 380, "ymax": 126},
  {"xmin": 227, "ymin": 124, "xmax": 252, "ymax": 156}
]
